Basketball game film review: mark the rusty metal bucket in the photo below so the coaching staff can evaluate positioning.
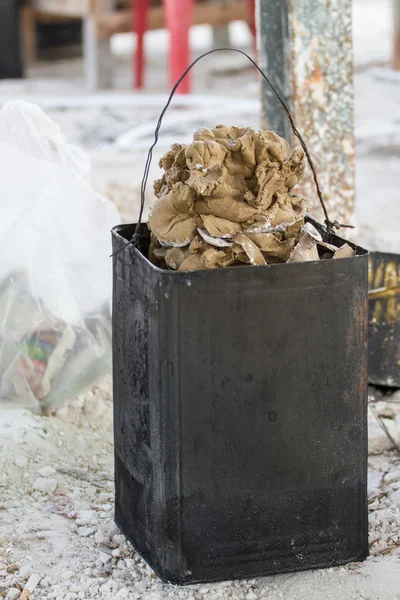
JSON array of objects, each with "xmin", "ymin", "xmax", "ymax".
[
  {"xmin": 369, "ymin": 252, "xmax": 400, "ymax": 387},
  {"xmin": 112, "ymin": 219, "xmax": 369, "ymax": 585}
]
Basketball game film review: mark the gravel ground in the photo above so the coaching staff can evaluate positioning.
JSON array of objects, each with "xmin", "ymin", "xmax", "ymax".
[
  {"xmin": 1, "ymin": 1, "xmax": 400, "ymax": 598},
  {"xmin": 0, "ymin": 383, "xmax": 399, "ymax": 600}
]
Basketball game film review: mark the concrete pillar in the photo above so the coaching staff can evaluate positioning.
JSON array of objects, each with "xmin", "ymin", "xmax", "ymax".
[{"xmin": 257, "ymin": 0, "xmax": 355, "ymax": 224}]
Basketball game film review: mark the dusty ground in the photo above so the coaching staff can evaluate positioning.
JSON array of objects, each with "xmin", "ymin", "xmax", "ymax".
[
  {"xmin": 1, "ymin": 0, "xmax": 400, "ymax": 598},
  {"xmin": 0, "ymin": 385, "xmax": 399, "ymax": 600}
]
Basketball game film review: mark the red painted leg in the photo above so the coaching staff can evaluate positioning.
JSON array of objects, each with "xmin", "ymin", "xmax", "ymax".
[
  {"xmin": 134, "ymin": 0, "xmax": 150, "ymax": 89},
  {"xmin": 164, "ymin": 0, "xmax": 194, "ymax": 94},
  {"xmin": 248, "ymin": 0, "xmax": 257, "ymax": 56}
]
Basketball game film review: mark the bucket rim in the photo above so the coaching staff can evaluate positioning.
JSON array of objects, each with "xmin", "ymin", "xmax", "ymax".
[{"xmin": 112, "ymin": 216, "xmax": 369, "ymax": 276}]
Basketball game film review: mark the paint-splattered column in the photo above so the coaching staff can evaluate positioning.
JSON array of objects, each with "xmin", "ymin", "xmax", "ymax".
[{"xmin": 257, "ymin": 0, "xmax": 355, "ymax": 224}]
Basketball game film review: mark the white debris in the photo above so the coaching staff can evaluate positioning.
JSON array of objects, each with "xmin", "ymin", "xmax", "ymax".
[
  {"xmin": 32, "ymin": 477, "xmax": 58, "ymax": 494},
  {"xmin": 14, "ymin": 456, "xmax": 28, "ymax": 469},
  {"xmin": 77, "ymin": 526, "xmax": 96, "ymax": 537},
  {"xmin": 38, "ymin": 466, "xmax": 56, "ymax": 477},
  {"xmin": 24, "ymin": 574, "xmax": 41, "ymax": 593},
  {"xmin": 19, "ymin": 564, "xmax": 33, "ymax": 579}
]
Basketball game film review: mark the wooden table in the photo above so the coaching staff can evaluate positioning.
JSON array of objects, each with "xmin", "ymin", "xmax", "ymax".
[{"xmin": 22, "ymin": 0, "xmax": 252, "ymax": 89}]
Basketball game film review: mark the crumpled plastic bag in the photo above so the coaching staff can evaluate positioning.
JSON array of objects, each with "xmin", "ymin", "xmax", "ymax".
[{"xmin": 0, "ymin": 100, "xmax": 119, "ymax": 412}]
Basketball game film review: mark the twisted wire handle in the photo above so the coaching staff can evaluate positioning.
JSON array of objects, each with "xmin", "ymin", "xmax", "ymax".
[{"xmin": 113, "ymin": 47, "xmax": 353, "ymax": 257}]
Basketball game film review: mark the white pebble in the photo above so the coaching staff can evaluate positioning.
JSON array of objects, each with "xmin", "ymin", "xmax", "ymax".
[
  {"xmin": 33, "ymin": 477, "xmax": 58, "ymax": 494},
  {"xmin": 14, "ymin": 455, "xmax": 28, "ymax": 469},
  {"xmin": 61, "ymin": 570, "xmax": 75, "ymax": 580},
  {"xmin": 107, "ymin": 523, "xmax": 120, "ymax": 538},
  {"xmin": 112, "ymin": 548, "xmax": 122, "ymax": 557},
  {"xmin": 76, "ymin": 510, "xmax": 96, "ymax": 526},
  {"xmin": 82, "ymin": 568, "xmax": 93, "ymax": 577},
  {"xmin": 38, "ymin": 466, "xmax": 56, "ymax": 477},
  {"xmin": 124, "ymin": 558, "xmax": 134, "ymax": 568},
  {"xmin": 246, "ymin": 592, "xmax": 258, "ymax": 600},
  {"xmin": 6, "ymin": 590, "xmax": 20, "ymax": 600},
  {"xmin": 77, "ymin": 526, "xmax": 95, "ymax": 537},
  {"xmin": 112, "ymin": 534, "xmax": 126, "ymax": 545},
  {"xmin": 389, "ymin": 488, "xmax": 400, "ymax": 507},
  {"xmin": 19, "ymin": 564, "xmax": 33, "ymax": 578},
  {"xmin": 99, "ymin": 551, "xmax": 112, "ymax": 564},
  {"xmin": 117, "ymin": 588, "xmax": 130, "ymax": 598}
]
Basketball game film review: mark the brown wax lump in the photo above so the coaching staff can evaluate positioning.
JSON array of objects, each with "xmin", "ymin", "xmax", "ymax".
[{"xmin": 148, "ymin": 125, "xmax": 352, "ymax": 270}]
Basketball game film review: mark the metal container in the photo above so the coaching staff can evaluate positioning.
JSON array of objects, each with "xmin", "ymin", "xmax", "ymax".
[
  {"xmin": 0, "ymin": 0, "xmax": 23, "ymax": 79},
  {"xmin": 112, "ymin": 217, "xmax": 369, "ymax": 585},
  {"xmin": 368, "ymin": 251, "xmax": 400, "ymax": 387}
]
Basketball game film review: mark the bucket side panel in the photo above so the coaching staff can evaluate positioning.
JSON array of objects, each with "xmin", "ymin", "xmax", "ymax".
[
  {"xmin": 113, "ymin": 243, "xmax": 161, "ymax": 570},
  {"xmin": 172, "ymin": 257, "xmax": 368, "ymax": 581}
]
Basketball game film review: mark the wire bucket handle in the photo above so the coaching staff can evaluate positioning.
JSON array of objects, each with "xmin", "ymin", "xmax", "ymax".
[{"xmin": 123, "ymin": 48, "xmax": 353, "ymax": 252}]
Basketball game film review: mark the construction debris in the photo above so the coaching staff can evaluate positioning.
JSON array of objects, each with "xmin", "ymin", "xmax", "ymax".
[
  {"xmin": 18, "ymin": 574, "xmax": 40, "ymax": 600},
  {"xmin": 148, "ymin": 125, "xmax": 355, "ymax": 270}
]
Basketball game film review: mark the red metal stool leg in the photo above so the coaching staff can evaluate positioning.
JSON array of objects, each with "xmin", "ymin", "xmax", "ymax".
[
  {"xmin": 248, "ymin": 0, "xmax": 257, "ymax": 56},
  {"xmin": 164, "ymin": 0, "xmax": 194, "ymax": 94},
  {"xmin": 133, "ymin": 0, "xmax": 150, "ymax": 89}
]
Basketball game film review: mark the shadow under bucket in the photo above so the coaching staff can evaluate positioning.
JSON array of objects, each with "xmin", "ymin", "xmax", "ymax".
[{"xmin": 112, "ymin": 216, "xmax": 369, "ymax": 585}]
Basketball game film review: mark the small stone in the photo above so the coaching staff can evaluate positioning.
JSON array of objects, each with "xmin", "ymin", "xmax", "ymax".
[
  {"xmin": 33, "ymin": 477, "xmax": 57, "ymax": 494},
  {"xmin": 14, "ymin": 455, "xmax": 28, "ymax": 469},
  {"xmin": 117, "ymin": 588, "xmax": 129, "ymax": 598},
  {"xmin": 38, "ymin": 466, "xmax": 56, "ymax": 477},
  {"xmin": 94, "ymin": 531, "xmax": 108, "ymax": 545},
  {"xmin": 6, "ymin": 589, "xmax": 20, "ymax": 600},
  {"xmin": 61, "ymin": 570, "xmax": 75, "ymax": 580},
  {"xmin": 76, "ymin": 510, "xmax": 96, "ymax": 526},
  {"xmin": 99, "ymin": 551, "xmax": 112, "ymax": 564},
  {"xmin": 77, "ymin": 526, "xmax": 95, "ymax": 537},
  {"xmin": 378, "ymin": 405, "xmax": 397, "ymax": 419},
  {"xmin": 390, "ymin": 389, "xmax": 400, "ymax": 402},
  {"xmin": 246, "ymin": 592, "xmax": 258, "ymax": 600},
  {"xmin": 112, "ymin": 534, "xmax": 126, "ymax": 545},
  {"xmin": 389, "ymin": 488, "xmax": 400, "ymax": 506},
  {"xmin": 107, "ymin": 523, "xmax": 120, "ymax": 538},
  {"xmin": 19, "ymin": 564, "xmax": 33, "ymax": 578},
  {"xmin": 112, "ymin": 548, "xmax": 121, "ymax": 557}
]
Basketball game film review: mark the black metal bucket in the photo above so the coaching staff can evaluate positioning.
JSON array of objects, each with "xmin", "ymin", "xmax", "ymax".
[
  {"xmin": 368, "ymin": 251, "xmax": 400, "ymax": 387},
  {"xmin": 0, "ymin": 0, "xmax": 23, "ymax": 79},
  {"xmin": 112, "ymin": 216, "xmax": 369, "ymax": 585}
]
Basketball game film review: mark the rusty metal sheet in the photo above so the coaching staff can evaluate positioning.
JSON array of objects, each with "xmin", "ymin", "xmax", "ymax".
[
  {"xmin": 257, "ymin": 0, "xmax": 355, "ymax": 225},
  {"xmin": 368, "ymin": 252, "xmax": 400, "ymax": 387}
]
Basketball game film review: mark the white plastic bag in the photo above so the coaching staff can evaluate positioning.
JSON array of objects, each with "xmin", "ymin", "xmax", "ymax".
[{"xmin": 0, "ymin": 101, "xmax": 119, "ymax": 412}]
